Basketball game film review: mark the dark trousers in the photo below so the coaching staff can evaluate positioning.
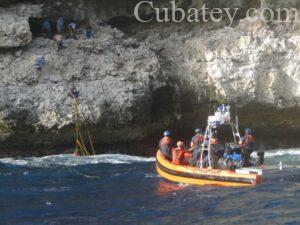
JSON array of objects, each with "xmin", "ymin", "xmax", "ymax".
[
  {"xmin": 191, "ymin": 147, "xmax": 200, "ymax": 166},
  {"xmin": 161, "ymin": 145, "xmax": 171, "ymax": 160},
  {"xmin": 242, "ymin": 148, "xmax": 253, "ymax": 167},
  {"xmin": 57, "ymin": 41, "xmax": 64, "ymax": 51},
  {"xmin": 257, "ymin": 152, "xmax": 265, "ymax": 166}
]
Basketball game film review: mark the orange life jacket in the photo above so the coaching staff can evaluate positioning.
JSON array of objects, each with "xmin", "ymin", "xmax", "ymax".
[
  {"xmin": 210, "ymin": 138, "xmax": 218, "ymax": 145},
  {"xmin": 241, "ymin": 134, "xmax": 255, "ymax": 148},
  {"xmin": 172, "ymin": 147, "xmax": 185, "ymax": 165}
]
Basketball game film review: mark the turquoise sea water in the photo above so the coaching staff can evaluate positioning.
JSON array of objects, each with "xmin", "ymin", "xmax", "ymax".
[{"xmin": 0, "ymin": 149, "xmax": 300, "ymax": 225}]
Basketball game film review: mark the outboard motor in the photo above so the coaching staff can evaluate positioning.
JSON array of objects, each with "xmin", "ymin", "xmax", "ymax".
[
  {"xmin": 257, "ymin": 152, "xmax": 265, "ymax": 166},
  {"xmin": 250, "ymin": 151, "xmax": 265, "ymax": 166}
]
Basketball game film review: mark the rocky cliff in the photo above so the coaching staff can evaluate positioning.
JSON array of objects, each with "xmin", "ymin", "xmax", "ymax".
[{"xmin": 0, "ymin": 0, "xmax": 300, "ymax": 152}]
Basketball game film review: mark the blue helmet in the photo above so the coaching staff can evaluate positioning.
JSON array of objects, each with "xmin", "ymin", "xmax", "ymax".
[
  {"xmin": 245, "ymin": 128, "xmax": 252, "ymax": 134},
  {"xmin": 163, "ymin": 131, "xmax": 171, "ymax": 137},
  {"xmin": 195, "ymin": 128, "xmax": 202, "ymax": 134}
]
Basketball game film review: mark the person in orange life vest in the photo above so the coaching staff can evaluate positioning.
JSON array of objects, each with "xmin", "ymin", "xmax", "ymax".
[
  {"xmin": 172, "ymin": 141, "xmax": 188, "ymax": 165},
  {"xmin": 190, "ymin": 128, "xmax": 204, "ymax": 166},
  {"xmin": 239, "ymin": 128, "xmax": 255, "ymax": 152},
  {"xmin": 239, "ymin": 128, "xmax": 255, "ymax": 167},
  {"xmin": 210, "ymin": 136, "xmax": 218, "ymax": 145},
  {"xmin": 159, "ymin": 131, "xmax": 173, "ymax": 160}
]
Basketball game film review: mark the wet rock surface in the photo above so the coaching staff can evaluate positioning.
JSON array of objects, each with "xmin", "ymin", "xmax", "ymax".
[{"xmin": 0, "ymin": 0, "xmax": 300, "ymax": 152}]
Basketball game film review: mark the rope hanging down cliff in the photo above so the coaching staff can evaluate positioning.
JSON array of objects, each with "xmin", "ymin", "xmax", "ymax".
[{"xmin": 70, "ymin": 87, "xmax": 95, "ymax": 156}]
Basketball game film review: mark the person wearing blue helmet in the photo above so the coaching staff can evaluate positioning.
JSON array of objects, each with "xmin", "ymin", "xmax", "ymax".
[
  {"xmin": 159, "ymin": 131, "xmax": 173, "ymax": 160},
  {"xmin": 240, "ymin": 128, "xmax": 255, "ymax": 166},
  {"xmin": 190, "ymin": 128, "xmax": 204, "ymax": 166},
  {"xmin": 240, "ymin": 128, "xmax": 255, "ymax": 151}
]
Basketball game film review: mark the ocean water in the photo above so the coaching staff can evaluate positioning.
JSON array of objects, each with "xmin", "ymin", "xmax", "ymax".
[{"xmin": 0, "ymin": 149, "xmax": 300, "ymax": 225}]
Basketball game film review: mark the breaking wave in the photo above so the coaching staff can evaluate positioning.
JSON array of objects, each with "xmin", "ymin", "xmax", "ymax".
[
  {"xmin": 0, "ymin": 149, "xmax": 299, "ymax": 168},
  {"xmin": 0, "ymin": 154, "xmax": 155, "ymax": 168},
  {"xmin": 265, "ymin": 149, "xmax": 300, "ymax": 158}
]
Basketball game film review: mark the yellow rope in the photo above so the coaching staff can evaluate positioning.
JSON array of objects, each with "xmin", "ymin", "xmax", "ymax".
[
  {"xmin": 86, "ymin": 126, "xmax": 96, "ymax": 156},
  {"xmin": 74, "ymin": 97, "xmax": 95, "ymax": 156},
  {"xmin": 72, "ymin": 97, "xmax": 79, "ymax": 155},
  {"xmin": 76, "ymin": 139, "xmax": 90, "ymax": 156},
  {"xmin": 77, "ymin": 124, "xmax": 88, "ymax": 154},
  {"xmin": 71, "ymin": 94, "xmax": 95, "ymax": 156}
]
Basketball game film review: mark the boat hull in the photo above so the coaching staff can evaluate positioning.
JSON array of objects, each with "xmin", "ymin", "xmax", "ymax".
[{"xmin": 156, "ymin": 150, "xmax": 261, "ymax": 187}]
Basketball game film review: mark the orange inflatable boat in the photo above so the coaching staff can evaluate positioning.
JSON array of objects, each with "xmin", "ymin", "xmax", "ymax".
[{"xmin": 156, "ymin": 150, "xmax": 262, "ymax": 187}]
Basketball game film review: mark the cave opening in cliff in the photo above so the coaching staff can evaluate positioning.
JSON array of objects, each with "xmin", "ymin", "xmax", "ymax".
[
  {"xmin": 28, "ymin": 17, "xmax": 91, "ymax": 39},
  {"xmin": 29, "ymin": 17, "xmax": 43, "ymax": 37},
  {"xmin": 151, "ymin": 86, "xmax": 176, "ymax": 122},
  {"xmin": 107, "ymin": 16, "xmax": 142, "ymax": 34}
]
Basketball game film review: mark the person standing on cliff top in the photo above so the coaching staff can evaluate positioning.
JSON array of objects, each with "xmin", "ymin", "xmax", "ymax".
[
  {"xmin": 68, "ymin": 22, "xmax": 78, "ymax": 39},
  {"xmin": 85, "ymin": 25, "xmax": 93, "ymax": 39},
  {"xmin": 34, "ymin": 56, "xmax": 46, "ymax": 71},
  {"xmin": 56, "ymin": 17, "xmax": 64, "ymax": 34},
  {"xmin": 53, "ymin": 34, "xmax": 64, "ymax": 51},
  {"xmin": 42, "ymin": 20, "xmax": 52, "ymax": 38}
]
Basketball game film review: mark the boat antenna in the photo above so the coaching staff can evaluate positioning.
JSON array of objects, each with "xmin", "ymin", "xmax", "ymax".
[
  {"xmin": 235, "ymin": 99, "xmax": 239, "ymax": 129},
  {"xmin": 233, "ymin": 72, "xmax": 239, "ymax": 130},
  {"xmin": 208, "ymin": 96, "xmax": 211, "ymax": 116},
  {"xmin": 208, "ymin": 86, "xmax": 213, "ymax": 117}
]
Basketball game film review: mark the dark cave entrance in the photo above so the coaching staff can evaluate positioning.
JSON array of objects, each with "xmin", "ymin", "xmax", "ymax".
[
  {"xmin": 151, "ymin": 86, "xmax": 176, "ymax": 122},
  {"xmin": 29, "ymin": 17, "xmax": 45, "ymax": 37},
  {"xmin": 107, "ymin": 16, "xmax": 143, "ymax": 35},
  {"xmin": 28, "ymin": 17, "xmax": 91, "ymax": 38}
]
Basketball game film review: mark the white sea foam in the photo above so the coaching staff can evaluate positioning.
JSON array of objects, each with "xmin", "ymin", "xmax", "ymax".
[
  {"xmin": 0, "ymin": 154, "xmax": 155, "ymax": 168},
  {"xmin": 265, "ymin": 149, "xmax": 300, "ymax": 158},
  {"xmin": 144, "ymin": 173, "xmax": 159, "ymax": 178},
  {"xmin": 1, "ymin": 149, "xmax": 299, "ymax": 168}
]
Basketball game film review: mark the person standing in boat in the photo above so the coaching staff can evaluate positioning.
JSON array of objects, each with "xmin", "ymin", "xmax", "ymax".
[
  {"xmin": 190, "ymin": 128, "xmax": 204, "ymax": 166},
  {"xmin": 159, "ymin": 131, "xmax": 173, "ymax": 160},
  {"xmin": 240, "ymin": 128, "xmax": 255, "ymax": 167},
  {"xmin": 205, "ymin": 134, "xmax": 220, "ymax": 168}
]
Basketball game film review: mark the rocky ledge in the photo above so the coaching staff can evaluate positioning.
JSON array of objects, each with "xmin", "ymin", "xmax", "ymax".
[{"xmin": 0, "ymin": 0, "xmax": 300, "ymax": 152}]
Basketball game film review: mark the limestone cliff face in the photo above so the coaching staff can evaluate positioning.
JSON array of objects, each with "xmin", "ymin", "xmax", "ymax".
[{"xmin": 0, "ymin": 0, "xmax": 300, "ymax": 150}]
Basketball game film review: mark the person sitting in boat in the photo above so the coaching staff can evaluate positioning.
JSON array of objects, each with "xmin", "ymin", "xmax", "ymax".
[
  {"xmin": 159, "ymin": 131, "xmax": 173, "ymax": 160},
  {"xmin": 239, "ymin": 128, "xmax": 255, "ymax": 167},
  {"xmin": 172, "ymin": 141, "xmax": 188, "ymax": 165},
  {"xmin": 190, "ymin": 128, "xmax": 204, "ymax": 166}
]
